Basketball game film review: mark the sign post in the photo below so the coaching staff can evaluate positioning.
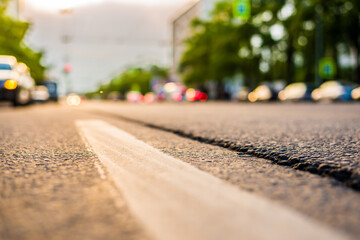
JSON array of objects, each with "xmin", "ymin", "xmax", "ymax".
[
  {"xmin": 319, "ymin": 57, "xmax": 336, "ymax": 79},
  {"xmin": 63, "ymin": 62, "xmax": 73, "ymax": 94},
  {"xmin": 233, "ymin": 0, "xmax": 251, "ymax": 20}
]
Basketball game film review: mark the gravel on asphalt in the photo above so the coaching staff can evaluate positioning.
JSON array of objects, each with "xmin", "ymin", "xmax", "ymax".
[
  {"xmin": 96, "ymin": 113, "xmax": 360, "ymax": 239},
  {"xmin": 0, "ymin": 105, "xmax": 152, "ymax": 240}
]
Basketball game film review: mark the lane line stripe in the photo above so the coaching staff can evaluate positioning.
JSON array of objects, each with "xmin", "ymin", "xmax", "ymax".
[
  {"xmin": 76, "ymin": 120, "xmax": 350, "ymax": 240},
  {"xmin": 77, "ymin": 123, "xmax": 107, "ymax": 180}
]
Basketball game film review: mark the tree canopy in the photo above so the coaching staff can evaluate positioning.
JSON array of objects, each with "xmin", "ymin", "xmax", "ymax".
[
  {"xmin": 179, "ymin": 0, "xmax": 360, "ymax": 93},
  {"xmin": 0, "ymin": 0, "xmax": 46, "ymax": 82},
  {"xmin": 87, "ymin": 65, "xmax": 169, "ymax": 99}
]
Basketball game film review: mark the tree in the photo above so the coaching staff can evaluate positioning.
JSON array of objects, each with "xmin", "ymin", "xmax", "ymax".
[
  {"xmin": 179, "ymin": 6, "xmax": 242, "ymax": 98},
  {"xmin": 0, "ymin": 1, "xmax": 46, "ymax": 83},
  {"xmin": 179, "ymin": 19, "xmax": 212, "ymax": 88},
  {"xmin": 88, "ymin": 65, "xmax": 170, "ymax": 99},
  {"xmin": 179, "ymin": 0, "xmax": 287, "ymax": 95},
  {"xmin": 178, "ymin": 0, "xmax": 360, "ymax": 95}
]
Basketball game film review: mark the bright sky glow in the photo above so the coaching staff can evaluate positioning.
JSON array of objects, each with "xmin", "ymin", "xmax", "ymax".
[
  {"xmin": 25, "ymin": 0, "xmax": 185, "ymax": 11},
  {"xmin": 25, "ymin": 0, "xmax": 103, "ymax": 11}
]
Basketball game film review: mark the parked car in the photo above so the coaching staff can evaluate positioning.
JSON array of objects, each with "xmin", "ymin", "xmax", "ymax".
[
  {"xmin": 32, "ymin": 85, "xmax": 50, "ymax": 102},
  {"xmin": 248, "ymin": 82, "xmax": 285, "ymax": 102},
  {"xmin": 278, "ymin": 83, "xmax": 313, "ymax": 101},
  {"xmin": 44, "ymin": 82, "xmax": 58, "ymax": 101},
  {"xmin": 351, "ymin": 86, "xmax": 360, "ymax": 100},
  {"xmin": 236, "ymin": 87, "xmax": 250, "ymax": 101},
  {"xmin": 0, "ymin": 55, "xmax": 35, "ymax": 106},
  {"xmin": 311, "ymin": 81, "xmax": 357, "ymax": 101}
]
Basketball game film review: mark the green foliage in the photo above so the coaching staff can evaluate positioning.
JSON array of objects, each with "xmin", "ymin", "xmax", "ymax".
[
  {"xmin": 179, "ymin": 0, "xmax": 360, "ymax": 91},
  {"xmin": 0, "ymin": 1, "xmax": 46, "ymax": 82},
  {"xmin": 116, "ymin": 68, "xmax": 153, "ymax": 95},
  {"xmin": 88, "ymin": 65, "xmax": 169, "ymax": 98}
]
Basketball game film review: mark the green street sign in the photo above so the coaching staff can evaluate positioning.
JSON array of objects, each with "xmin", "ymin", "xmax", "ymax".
[
  {"xmin": 233, "ymin": 0, "xmax": 251, "ymax": 20},
  {"xmin": 319, "ymin": 57, "xmax": 336, "ymax": 79}
]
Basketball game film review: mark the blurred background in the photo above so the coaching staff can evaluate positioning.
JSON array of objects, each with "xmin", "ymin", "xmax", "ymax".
[{"xmin": 0, "ymin": 0, "xmax": 359, "ymax": 105}]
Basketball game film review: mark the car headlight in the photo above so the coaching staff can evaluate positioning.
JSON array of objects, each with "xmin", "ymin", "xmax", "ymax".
[{"xmin": 4, "ymin": 79, "xmax": 18, "ymax": 90}]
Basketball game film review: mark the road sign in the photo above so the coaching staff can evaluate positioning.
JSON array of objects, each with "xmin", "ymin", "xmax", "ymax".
[
  {"xmin": 319, "ymin": 57, "xmax": 336, "ymax": 79},
  {"xmin": 63, "ymin": 62, "xmax": 73, "ymax": 73},
  {"xmin": 233, "ymin": 0, "xmax": 251, "ymax": 20}
]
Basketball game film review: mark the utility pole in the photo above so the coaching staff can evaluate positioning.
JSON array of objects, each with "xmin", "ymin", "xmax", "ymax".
[
  {"xmin": 17, "ymin": 0, "xmax": 24, "ymax": 19},
  {"xmin": 315, "ymin": 6, "xmax": 324, "ymax": 88},
  {"xmin": 60, "ymin": 8, "xmax": 73, "ymax": 95}
]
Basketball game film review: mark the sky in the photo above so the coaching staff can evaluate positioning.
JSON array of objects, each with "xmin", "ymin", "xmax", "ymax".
[
  {"xmin": 21, "ymin": 0, "xmax": 192, "ymax": 94},
  {"xmin": 25, "ymin": 0, "xmax": 186, "ymax": 11}
]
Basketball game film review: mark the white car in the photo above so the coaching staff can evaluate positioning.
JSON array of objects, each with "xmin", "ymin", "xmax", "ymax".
[
  {"xmin": 32, "ymin": 85, "xmax": 50, "ymax": 102},
  {"xmin": 311, "ymin": 81, "xmax": 356, "ymax": 101},
  {"xmin": 0, "ymin": 55, "xmax": 35, "ymax": 106}
]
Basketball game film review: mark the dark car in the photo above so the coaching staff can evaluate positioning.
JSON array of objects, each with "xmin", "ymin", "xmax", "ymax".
[
  {"xmin": 0, "ymin": 56, "xmax": 35, "ymax": 106},
  {"xmin": 44, "ymin": 82, "xmax": 58, "ymax": 102}
]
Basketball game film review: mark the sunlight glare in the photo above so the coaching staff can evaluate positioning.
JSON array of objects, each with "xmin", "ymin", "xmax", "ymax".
[
  {"xmin": 25, "ymin": 0, "xmax": 186, "ymax": 11},
  {"xmin": 25, "ymin": 0, "xmax": 104, "ymax": 11}
]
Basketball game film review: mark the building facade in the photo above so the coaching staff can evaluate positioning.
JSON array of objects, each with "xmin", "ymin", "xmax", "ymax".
[
  {"xmin": 172, "ymin": 0, "xmax": 219, "ymax": 77},
  {"xmin": 6, "ymin": 0, "xmax": 22, "ymax": 19}
]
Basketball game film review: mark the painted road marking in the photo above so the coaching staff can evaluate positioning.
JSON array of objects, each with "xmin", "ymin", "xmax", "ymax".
[{"xmin": 76, "ymin": 120, "xmax": 350, "ymax": 240}]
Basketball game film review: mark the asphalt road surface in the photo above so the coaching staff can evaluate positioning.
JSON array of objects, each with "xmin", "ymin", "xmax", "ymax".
[{"xmin": 0, "ymin": 101, "xmax": 359, "ymax": 240}]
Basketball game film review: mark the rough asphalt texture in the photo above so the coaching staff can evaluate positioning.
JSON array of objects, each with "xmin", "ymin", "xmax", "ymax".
[
  {"xmin": 1, "ymin": 103, "xmax": 360, "ymax": 239},
  {"xmin": 0, "ymin": 105, "xmax": 152, "ymax": 240},
  {"xmin": 101, "ymin": 114, "xmax": 360, "ymax": 238},
  {"xmin": 86, "ymin": 102, "xmax": 360, "ymax": 190}
]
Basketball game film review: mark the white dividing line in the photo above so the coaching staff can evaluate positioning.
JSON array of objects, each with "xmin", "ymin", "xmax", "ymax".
[
  {"xmin": 76, "ymin": 120, "xmax": 350, "ymax": 240},
  {"xmin": 78, "ymin": 124, "xmax": 107, "ymax": 180}
]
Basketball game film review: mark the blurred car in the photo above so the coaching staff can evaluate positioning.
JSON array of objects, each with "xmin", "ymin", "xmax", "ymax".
[
  {"xmin": 237, "ymin": 87, "xmax": 250, "ymax": 101},
  {"xmin": 163, "ymin": 82, "xmax": 188, "ymax": 102},
  {"xmin": 278, "ymin": 83, "xmax": 313, "ymax": 101},
  {"xmin": 311, "ymin": 81, "xmax": 357, "ymax": 101},
  {"xmin": 44, "ymin": 82, "xmax": 58, "ymax": 101},
  {"xmin": 0, "ymin": 55, "xmax": 35, "ymax": 106},
  {"xmin": 351, "ymin": 87, "xmax": 360, "ymax": 100},
  {"xmin": 185, "ymin": 88, "xmax": 207, "ymax": 102},
  {"xmin": 107, "ymin": 91, "xmax": 122, "ymax": 101},
  {"xmin": 248, "ymin": 82, "xmax": 285, "ymax": 102},
  {"xmin": 32, "ymin": 85, "xmax": 50, "ymax": 102},
  {"xmin": 126, "ymin": 91, "xmax": 143, "ymax": 103}
]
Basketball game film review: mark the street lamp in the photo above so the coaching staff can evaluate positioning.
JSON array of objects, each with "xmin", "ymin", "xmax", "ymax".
[{"xmin": 59, "ymin": 8, "xmax": 73, "ymax": 95}]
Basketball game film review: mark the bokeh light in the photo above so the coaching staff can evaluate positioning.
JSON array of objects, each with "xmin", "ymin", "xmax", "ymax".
[
  {"xmin": 164, "ymin": 82, "xmax": 178, "ymax": 93},
  {"xmin": 66, "ymin": 93, "xmax": 81, "ymax": 106},
  {"xmin": 144, "ymin": 92, "xmax": 155, "ymax": 104},
  {"xmin": 278, "ymin": 83, "xmax": 307, "ymax": 101},
  {"xmin": 126, "ymin": 91, "xmax": 143, "ymax": 103},
  {"xmin": 351, "ymin": 87, "xmax": 360, "ymax": 100},
  {"xmin": 185, "ymin": 88, "xmax": 196, "ymax": 102},
  {"xmin": 172, "ymin": 92, "xmax": 183, "ymax": 102},
  {"xmin": 199, "ymin": 92, "xmax": 208, "ymax": 102},
  {"xmin": 248, "ymin": 85, "xmax": 272, "ymax": 102}
]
